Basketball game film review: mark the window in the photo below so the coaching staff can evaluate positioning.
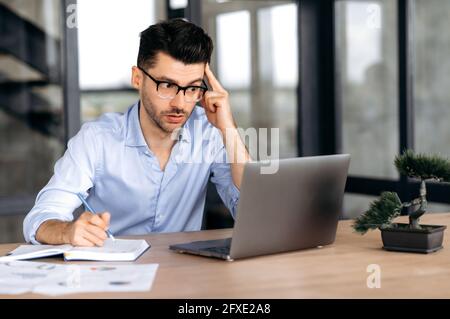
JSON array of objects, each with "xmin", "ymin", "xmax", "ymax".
[
  {"xmin": 202, "ymin": 1, "xmax": 298, "ymax": 159},
  {"xmin": 199, "ymin": 0, "xmax": 298, "ymax": 229},
  {"xmin": 334, "ymin": 0, "xmax": 450, "ymax": 217},
  {"xmin": 216, "ymin": 11, "xmax": 251, "ymax": 89},
  {"xmin": 0, "ymin": 0, "xmax": 69, "ymax": 242},
  {"xmin": 78, "ymin": 0, "xmax": 157, "ymax": 89},
  {"xmin": 344, "ymin": 194, "xmax": 378, "ymax": 219},
  {"xmin": 77, "ymin": 0, "xmax": 165, "ymax": 122},
  {"xmin": 0, "ymin": 0, "xmax": 65, "ymax": 199},
  {"xmin": 336, "ymin": 0, "xmax": 399, "ymax": 179},
  {"xmin": 414, "ymin": 0, "xmax": 450, "ymax": 157}
]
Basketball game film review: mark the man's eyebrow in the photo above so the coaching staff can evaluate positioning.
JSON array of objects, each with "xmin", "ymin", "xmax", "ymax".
[{"xmin": 158, "ymin": 76, "xmax": 204, "ymax": 86}]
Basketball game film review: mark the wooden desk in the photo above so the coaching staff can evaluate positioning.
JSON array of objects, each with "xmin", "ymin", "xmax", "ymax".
[{"xmin": 1, "ymin": 213, "xmax": 450, "ymax": 298}]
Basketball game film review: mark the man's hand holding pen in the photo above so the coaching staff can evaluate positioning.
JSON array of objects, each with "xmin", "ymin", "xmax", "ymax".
[{"xmin": 61, "ymin": 211, "xmax": 111, "ymax": 247}]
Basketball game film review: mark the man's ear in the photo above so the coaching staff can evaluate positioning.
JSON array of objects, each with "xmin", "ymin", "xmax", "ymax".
[{"xmin": 131, "ymin": 66, "xmax": 141, "ymax": 89}]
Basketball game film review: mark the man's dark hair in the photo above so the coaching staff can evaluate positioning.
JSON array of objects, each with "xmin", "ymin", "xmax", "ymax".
[{"xmin": 137, "ymin": 18, "xmax": 213, "ymax": 69}]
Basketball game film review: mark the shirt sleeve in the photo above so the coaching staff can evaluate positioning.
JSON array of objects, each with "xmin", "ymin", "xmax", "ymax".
[
  {"xmin": 23, "ymin": 123, "xmax": 99, "ymax": 244},
  {"xmin": 209, "ymin": 134, "xmax": 240, "ymax": 219}
]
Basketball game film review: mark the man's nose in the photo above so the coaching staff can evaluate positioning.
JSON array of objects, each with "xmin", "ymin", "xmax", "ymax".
[{"xmin": 170, "ymin": 89, "xmax": 186, "ymax": 109}]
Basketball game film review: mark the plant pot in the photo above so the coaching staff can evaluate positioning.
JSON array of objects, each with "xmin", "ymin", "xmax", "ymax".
[{"xmin": 380, "ymin": 223, "xmax": 447, "ymax": 253}]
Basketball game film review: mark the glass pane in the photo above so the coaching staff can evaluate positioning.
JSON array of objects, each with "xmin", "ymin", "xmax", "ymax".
[
  {"xmin": 343, "ymin": 193, "xmax": 378, "ymax": 219},
  {"xmin": 204, "ymin": 1, "xmax": 298, "ymax": 159},
  {"xmin": 414, "ymin": 0, "xmax": 450, "ymax": 157},
  {"xmin": 78, "ymin": 0, "xmax": 157, "ymax": 89},
  {"xmin": 216, "ymin": 11, "xmax": 251, "ymax": 89},
  {"xmin": 77, "ymin": 0, "xmax": 162, "ymax": 123},
  {"xmin": 0, "ymin": 0, "xmax": 65, "ymax": 197},
  {"xmin": 269, "ymin": 5, "xmax": 298, "ymax": 87},
  {"xmin": 169, "ymin": 0, "xmax": 188, "ymax": 10},
  {"xmin": 344, "ymin": 194, "xmax": 450, "ymax": 219},
  {"xmin": 336, "ymin": 1, "xmax": 399, "ymax": 178},
  {"xmin": 425, "ymin": 202, "xmax": 450, "ymax": 214},
  {"xmin": 259, "ymin": 4, "xmax": 298, "ymax": 158},
  {"xmin": 81, "ymin": 91, "xmax": 139, "ymax": 122},
  {"xmin": 0, "ymin": 215, "xmax": 25, "ymax": 243}
]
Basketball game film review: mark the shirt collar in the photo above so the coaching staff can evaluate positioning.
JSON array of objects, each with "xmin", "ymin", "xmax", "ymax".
[
  {"xmin": 125, "ymin": 102, "xmax": 147, "ymax": 147},
  {"xmin": 125, "ymin": 101, "xmax": 191, "ymax": 147}
]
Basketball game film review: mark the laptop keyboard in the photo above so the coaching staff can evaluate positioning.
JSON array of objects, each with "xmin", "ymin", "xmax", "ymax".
[{"xmin": 201, "ymin": 245, "xmax": 231, "ymax": 255}]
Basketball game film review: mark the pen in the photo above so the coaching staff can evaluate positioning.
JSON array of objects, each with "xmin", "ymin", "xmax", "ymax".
[{"xmin": 77, "ymin": 193, "xmax": 115, "ymax": 241}]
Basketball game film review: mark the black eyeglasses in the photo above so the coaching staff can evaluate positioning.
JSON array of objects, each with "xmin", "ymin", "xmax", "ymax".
[{"xmin": 138, "ymin": 66, "xmax": 208, "ymax": 103}]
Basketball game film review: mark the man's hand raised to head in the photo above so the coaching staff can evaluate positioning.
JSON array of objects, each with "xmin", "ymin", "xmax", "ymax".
[
  {"xmin": 199, "ymin": 64, "xmax": 251, "ymax": 190},
  {"xmin": 200, "ymin": 63, "xmax": 236, "ymax": 133}
]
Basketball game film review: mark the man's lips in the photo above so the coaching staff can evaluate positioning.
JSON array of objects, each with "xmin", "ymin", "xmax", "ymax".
[{"xmin": 165, "ymin": 114, "xmax": 185, "ymax": 123}]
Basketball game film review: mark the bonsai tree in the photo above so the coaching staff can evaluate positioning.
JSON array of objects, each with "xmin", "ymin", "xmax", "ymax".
[{"xmin": 353, "ymin": 150, "xmax": 450, "ymax": 234}]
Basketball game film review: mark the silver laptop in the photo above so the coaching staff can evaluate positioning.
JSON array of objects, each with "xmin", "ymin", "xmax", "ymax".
[{"xmin": 169, "ymin": 154, "xmax": 351, "ymax": 261}]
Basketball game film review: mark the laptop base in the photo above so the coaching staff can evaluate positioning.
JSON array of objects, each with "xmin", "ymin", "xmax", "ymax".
[{"xmin": 169, "ymin": 238, "xmax": 233, "ymax": 261}]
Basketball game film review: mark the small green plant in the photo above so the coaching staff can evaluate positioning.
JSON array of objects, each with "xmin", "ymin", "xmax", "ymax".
[{"xmin": 353, "ymin": 150, "xmax": 450, "ymax": 234}]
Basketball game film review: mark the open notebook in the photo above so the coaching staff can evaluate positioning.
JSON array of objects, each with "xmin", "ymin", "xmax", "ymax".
[{"xmin": 0, "ymin": 239, "xmax": 149, "ymax": 262}]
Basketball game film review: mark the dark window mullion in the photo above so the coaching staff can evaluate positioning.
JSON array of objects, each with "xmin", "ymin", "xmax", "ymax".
[
  {"xmin": 166, "ymin": 0, "xmax": 184, "ymax": 19},
  {"xmin": 62, "ymin": 0, "xmax": 80, "ymax": 143},
  {"xmin": 398, "ymin": 0, "xmax": 415, "ymax": 206},
  {"xmin": 346, "ymin": 175, "xmax": 450, "ymax": 204},
  {"xmin": 297, "ymin": 0, "xmax": 337, "ymax": 157},
  {"xmin": 346, "ymin": 176, "xmax": 400, "ymax": 197},
  {"xmin": 186, "ymin": 0, "xmax": 202, "ymax": 25},
  {"xmin": 166, "ymin": 0, "xmax": 202, "ymax": 24}
]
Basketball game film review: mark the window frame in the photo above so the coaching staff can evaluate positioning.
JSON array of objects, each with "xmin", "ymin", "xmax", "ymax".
[
  {"xmin": 300, "ymin": 0, "xmax": 450, "ymax": 207},
  {"xmin": 0, "ymin": 0, "xmax": 80, "ymax": 216}
]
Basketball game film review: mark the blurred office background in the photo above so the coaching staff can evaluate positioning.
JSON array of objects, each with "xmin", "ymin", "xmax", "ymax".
[{"xmin": 1, "ymin": 0, "xmax": 450, "ymax": 243}]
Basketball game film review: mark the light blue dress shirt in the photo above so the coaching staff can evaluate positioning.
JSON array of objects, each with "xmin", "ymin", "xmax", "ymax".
[{"xmin": 23, "ymin": 102, "xmax": 240, "ymax": 244}]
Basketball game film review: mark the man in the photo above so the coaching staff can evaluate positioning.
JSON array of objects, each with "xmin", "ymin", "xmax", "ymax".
[{"xmin": 23, "ymin": 18, "xmax": 250, "ymax": 246}]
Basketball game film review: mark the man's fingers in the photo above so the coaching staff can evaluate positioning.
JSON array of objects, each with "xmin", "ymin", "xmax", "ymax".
[
  {"xmin": 87, "ymin": 213, "xmax": 108, "ymax": 230},
  {"xmin": 205, "ymin": 63, "xmax": 224, "ymax": 92},
  {"xmin": 204, "ymin": 98, "xmax": 217, "ymax": 113},
  {"xmin": 200, "ymin": 96, "xmax": 207, "ymax": 109},
  {"xmin": 82, "ymin": 228, "xmax": 105, "ymax": 247},
  {"xmin": 200, "ymin": 96, "xmax": 215, "ymax": 112},
  {"xmin": 79, "ymin": 211, "xmax": 95, "ymax": 221},
  {"xmin": 71, "ymin": 228, "xmax": 95, "ymax": 247},
  {"xmin": 85, "ymin": 224, "xmax": 108, "ymax": 241},
  {"xmin": 73, "ymin": 236, "xmax": 95, "ymax": 247},
  {"xmin": 203, "ymin": 91, "xmax": 225, "ymax": 112},
  {"xmin": 100, "ymin": 212, "xmax": 111, "ymax": 229},
  {"xmin": 204, "ymin": 97, "xmax": 223, "ymax": 113}
]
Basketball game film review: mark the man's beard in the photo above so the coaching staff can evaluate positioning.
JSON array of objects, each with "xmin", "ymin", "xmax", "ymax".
[{"xmin": 141, "ymin": 90, "xmax": 189, "ymax": 134}]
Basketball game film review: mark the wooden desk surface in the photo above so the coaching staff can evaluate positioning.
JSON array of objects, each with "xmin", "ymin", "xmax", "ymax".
[{"xmin": 1, "ymin": 213, "xmax": 450, "ymax": 299}]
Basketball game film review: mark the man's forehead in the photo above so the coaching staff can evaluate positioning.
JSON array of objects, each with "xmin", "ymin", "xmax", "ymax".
[{"xmin": 151, "ymin": 52, "xmax": 205, "ymax": 84}]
